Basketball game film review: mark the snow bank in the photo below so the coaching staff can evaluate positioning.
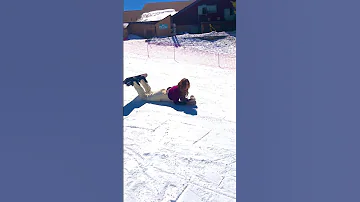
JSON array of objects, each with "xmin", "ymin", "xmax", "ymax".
[{"xmin": 148, "ymin": 31, "xmax": 237, "ymax": 55}]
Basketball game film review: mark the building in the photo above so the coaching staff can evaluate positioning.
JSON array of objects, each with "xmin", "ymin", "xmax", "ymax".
[
  {"xmin": 123, "ymin": 23, "xmax": 129, "ymax": 40},
  {"xmin": 124, "ymin": 1, "xmax": 194, "ymax": 23},
  {"xmin": 124, "ymin": 1, "xmax": 193, "ymax": 38},
  {"xmin": 172, "ymin": 0, "xmax": 236, "ymax": 34},
  {"xmin": 123, "ymin": 0, "xmax": 236, "ymax": 39},
  {"xmin": 126, "ymin": 15, "xmax": 172, "ymax": 38},
  {"xmin": 123, "ymin": 10, "xmax": 143, "ymax": 23},
  {"xmin": 141, "ymin": 1, "xmax": 195, "ymax": 13}
]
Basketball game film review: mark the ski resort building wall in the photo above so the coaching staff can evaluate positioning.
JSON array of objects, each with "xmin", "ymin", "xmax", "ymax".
[
  {"xmin": 124, "ymin": 10, "xmax": 143, "ymax": 22},
  {"xmin": 127, "ymin": 15, "xmax": 172, "ymax": 38},
  {"xmin": 127, "ymin": 22, "xmax": 157, "ymax": 38},
  {"xmin": 172, "ymin": 0, "xmax": 236, "ymax": 34}
]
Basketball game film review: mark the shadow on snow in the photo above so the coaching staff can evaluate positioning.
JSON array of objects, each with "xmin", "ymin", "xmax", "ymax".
[{"xmin": 123, "ymin": 96, "xmax": 198, "ymax": 116}]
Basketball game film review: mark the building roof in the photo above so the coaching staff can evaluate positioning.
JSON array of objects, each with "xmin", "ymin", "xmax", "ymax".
[
  {"xmin": 172, "ymin": 0, "xmax": 203, "ymax": 18},
  {"xmin": 124, "ymin": 1, "xmax": 194, "ymax": 22},
  {"xmin": 141, "ymin": 1, "xmax": 194, "ymax": 13},
  {"xmin": 127, "ymin": 21, "xmax": 159, "ymax": 25}
]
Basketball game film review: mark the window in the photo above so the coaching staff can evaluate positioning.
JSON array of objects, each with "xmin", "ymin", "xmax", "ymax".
[
  {"xmin": 207, "ymin": 5, "xmax": 217, "ymax": 13},
  {"xmin": 224, "ymin": 8, "xmax": 236, "ymax": 21},
  {"xmin": 198, "ymin": 5, "xmax": 217, "ymax": 15},
  {"xmin": 198, "ymin": 5, "xmax": 206, "ymax": 15},
  {"xmin": 202, "ymin": 7, "xmax": 208, "ymax": 14}
]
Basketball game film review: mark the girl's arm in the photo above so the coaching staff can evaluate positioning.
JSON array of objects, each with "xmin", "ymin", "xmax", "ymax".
[
  {"xmin": 180, "ymin": 96, "xmax": 189, "ymax": 102},
  {"xmin": 173, "ymin": 96, "xmax": 188, "ymax": 105},
  {"xmin": 174, "ymin": 100, "xmax": 187, "ymax": 105}
]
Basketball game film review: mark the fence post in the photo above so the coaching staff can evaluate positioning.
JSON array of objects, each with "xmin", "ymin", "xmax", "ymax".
[
  {"xmin": 147, "ymin": 43, "xmax": 149, "ymax": 58},
  {"xmin": 218, "ymin": 52, "xmax": 220, "ymax": 67}
]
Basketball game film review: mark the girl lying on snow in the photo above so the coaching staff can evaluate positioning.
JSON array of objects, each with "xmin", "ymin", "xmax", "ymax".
[{"xmin": 123, "ymin": 74, "xmax": 196, "ymax": 105}]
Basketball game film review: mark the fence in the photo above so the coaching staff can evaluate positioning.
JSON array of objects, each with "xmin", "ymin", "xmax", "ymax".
[{"xmin": 124, "ymin": 40, "xmax": 236, "ymax": 70}]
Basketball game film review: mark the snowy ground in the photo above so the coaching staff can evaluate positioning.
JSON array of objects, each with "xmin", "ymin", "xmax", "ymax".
[
  {"xmin": 123, "ymin": 38, "xmax": 236, "ymax": 202},
  {"xmin": 148, "ymin": 31, "xmax": 236, "ymax": 55}
]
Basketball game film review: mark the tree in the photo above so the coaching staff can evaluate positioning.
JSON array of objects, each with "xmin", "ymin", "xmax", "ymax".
[{"xmin": 231, "ymin": 1, "xmax": 236, "ymax": 14}]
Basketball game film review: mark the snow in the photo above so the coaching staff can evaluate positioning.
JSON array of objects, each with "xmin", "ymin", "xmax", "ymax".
[
  {"xmin": 137, "ymin": 9, "xmax": 178, "ymax": 22},
  {"xmin": 148, "ymin": 31, "xmax": 236, "ymax": 55},
  {"xmin": 123, "ymin": 37, "xmax": 236, "ymax": 201}
]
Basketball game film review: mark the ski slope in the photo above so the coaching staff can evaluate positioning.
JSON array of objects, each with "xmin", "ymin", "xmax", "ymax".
[{"xmin": 123, "ymin": 39, "xmax": 236, "ymax": 202}]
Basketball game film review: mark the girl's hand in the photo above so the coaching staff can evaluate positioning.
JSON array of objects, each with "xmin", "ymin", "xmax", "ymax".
[{"xmin": 187, "ymin": 96, "xmax": 196, "ymax": 105}]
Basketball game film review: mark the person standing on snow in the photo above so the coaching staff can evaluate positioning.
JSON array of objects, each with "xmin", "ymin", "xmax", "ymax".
[{"xmin": 171, "ymin": 23, "xmax": 177, "ymax": 36}]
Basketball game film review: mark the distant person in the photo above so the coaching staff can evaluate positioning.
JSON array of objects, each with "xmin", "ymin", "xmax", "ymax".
[
  {"xmin": 123, "ymin": 74, "xmax": 196, "ymax": 105},
  {"xmin": 172, "ymin": 23, "xmax": 177, "ymax": 35}
]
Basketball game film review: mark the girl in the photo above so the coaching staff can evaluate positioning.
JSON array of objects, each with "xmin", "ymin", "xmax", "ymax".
[{"xmin": 124, "ymin": 74, "xmax": 195, "ymax": 105}]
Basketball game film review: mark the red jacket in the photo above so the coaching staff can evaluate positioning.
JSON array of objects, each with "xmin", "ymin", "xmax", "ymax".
[{"xmin": 167, "ymin": 86, "xmax": 187, "ymax": 105}]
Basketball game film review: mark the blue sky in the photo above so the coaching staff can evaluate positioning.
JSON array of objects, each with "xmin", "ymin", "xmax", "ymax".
[{"xmin": 124, "ymin": 0, "xmax": 189, "ymax": 11}]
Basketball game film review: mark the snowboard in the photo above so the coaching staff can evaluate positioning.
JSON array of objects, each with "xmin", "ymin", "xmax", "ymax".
[{"xmin": 123, "ymin": 73, "xmax": 148, "ymax": 86}]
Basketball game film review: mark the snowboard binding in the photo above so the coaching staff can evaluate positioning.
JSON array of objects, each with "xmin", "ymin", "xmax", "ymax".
[{"xmin": 123, "ymin": 73, "xmax": 148, "ymax": 86}]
